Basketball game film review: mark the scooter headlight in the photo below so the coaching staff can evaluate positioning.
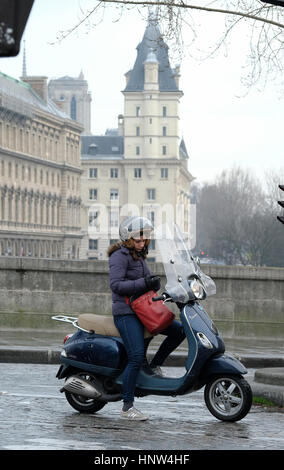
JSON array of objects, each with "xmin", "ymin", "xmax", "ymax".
[{"xmin": 190, "ymin": 279, "xmax": 205, "ymax": 300}]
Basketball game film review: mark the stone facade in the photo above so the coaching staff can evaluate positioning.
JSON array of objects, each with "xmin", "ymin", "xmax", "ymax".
[
  {"xmin": 81, "ymin": 20, "xmax": 194, "ymax": 260},
  {"xmin": 48, "ymin": 72, "xmax": 92, "ymax": 135},
  {"xmin": 0, "ymin": 72, "xmax": 87, "ymax": 259}
]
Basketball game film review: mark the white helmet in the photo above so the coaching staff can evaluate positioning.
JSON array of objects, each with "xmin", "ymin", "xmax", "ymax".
[{"xmin": 119, "ymin": 216, "xmax": 153, "ymax": 241}]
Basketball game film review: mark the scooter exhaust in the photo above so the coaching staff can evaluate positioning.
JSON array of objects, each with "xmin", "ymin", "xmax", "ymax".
[{"xmin": 61, "ymin": 376, "xmax": 121, "ymax": 402}]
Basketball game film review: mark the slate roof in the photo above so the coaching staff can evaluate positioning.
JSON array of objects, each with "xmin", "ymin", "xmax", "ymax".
[
  {"xmin": 124, "ymin": 20, "xmax": 179, "ymax": 92},
  {"xmin": 179, "ymin": 138, "xmax": 189, "ymax": 159},
  {"xmin": 0, "ymin": 71, "xmax": 70, "ymax": 120},
  {"xmin": 81, "ymin": 135, "xmax": 124, "ymax": 160}
]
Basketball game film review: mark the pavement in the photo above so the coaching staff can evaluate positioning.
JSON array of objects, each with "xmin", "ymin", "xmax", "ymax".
[{"xmin": 0, "ymin": 328, "xmax": 283, "ymax": 407}]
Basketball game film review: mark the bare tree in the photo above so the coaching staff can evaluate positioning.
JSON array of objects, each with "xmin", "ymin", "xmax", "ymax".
[
  {"xmin": 54, "ymin": 0, "xmax": 284, "ymax": 89},
  {"xmin": 193, "ymin": 166, "xmax": 284, "ymax": 266}
]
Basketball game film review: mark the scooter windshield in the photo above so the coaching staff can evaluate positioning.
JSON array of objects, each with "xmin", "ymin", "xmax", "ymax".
[{"xmin": 155, "ymin": 223, "xmax": 216, "ymax": 303}]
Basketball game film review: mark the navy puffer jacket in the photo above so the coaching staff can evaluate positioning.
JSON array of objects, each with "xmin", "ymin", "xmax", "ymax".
[{"xmin": 108, "ymin": 244, "xmax": 152, "ymax": 316}]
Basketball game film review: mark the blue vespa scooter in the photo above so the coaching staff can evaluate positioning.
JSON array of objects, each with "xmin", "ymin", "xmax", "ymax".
[{"xmin": 53, "ymin": 224, "xmax": 252, "ymax": 422}]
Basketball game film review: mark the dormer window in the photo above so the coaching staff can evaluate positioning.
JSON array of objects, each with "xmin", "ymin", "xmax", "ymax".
[{"xmin": 88, "ymin": 144, "xmax": 98, "ymax": 155}]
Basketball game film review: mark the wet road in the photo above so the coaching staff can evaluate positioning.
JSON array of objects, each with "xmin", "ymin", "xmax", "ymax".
[{"xmin": 0, "ymin": 363, "xmax": 283, "ymax": 451}]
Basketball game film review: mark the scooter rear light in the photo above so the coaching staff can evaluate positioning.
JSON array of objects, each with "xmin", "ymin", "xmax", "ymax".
[{"xmin": 63, "ymin": 334, "xmax": 73, "ymax": 344}]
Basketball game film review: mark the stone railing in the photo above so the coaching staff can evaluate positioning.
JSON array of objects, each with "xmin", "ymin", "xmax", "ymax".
[{"xmin": 0, "ymin": 257, "xmax": 283, "ymax": 339}]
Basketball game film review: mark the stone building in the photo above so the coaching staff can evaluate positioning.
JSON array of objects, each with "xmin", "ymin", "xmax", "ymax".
[
  {"xmin": 48, "ymin": 72, "xmax": 92, "ymax": 135},
  {"xmin": 81, "ymin": 19, "xmax": 194, "ymax": 260},
  {"xmin": 0, "ymin": 71, "xmax": 86, "ymax": 258}
]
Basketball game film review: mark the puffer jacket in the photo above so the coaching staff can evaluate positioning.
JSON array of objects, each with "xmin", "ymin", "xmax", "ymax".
[{"xmin": 108, "ymin": 244, "xmax": 152, "ymax": 315}]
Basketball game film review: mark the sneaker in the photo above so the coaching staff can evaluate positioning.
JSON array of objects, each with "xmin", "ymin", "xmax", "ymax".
[
  {"xmin": 120, "ymin": 406, "xmax": 148, "ymax": 421},
  {"xmin": 151, "ymin": 366, "xmax": 164, "ymax": 377}
]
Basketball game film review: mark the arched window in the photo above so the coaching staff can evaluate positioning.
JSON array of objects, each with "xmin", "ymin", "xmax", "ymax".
[{"xmin": 71, "ymin": 96, "xmax": 77, "ymax": 120}]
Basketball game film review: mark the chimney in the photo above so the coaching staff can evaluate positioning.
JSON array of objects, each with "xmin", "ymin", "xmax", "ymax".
[
  {"xmin": 118, "ymin": 114, "xmax": 124, "ymax": 136},
  {"xmin": 21, "ymin": 76, "xmax": 48, "ymax": 102},
  {"xmin": 173, "ymin": 64, "xmax": 181, "ymax": 89}
]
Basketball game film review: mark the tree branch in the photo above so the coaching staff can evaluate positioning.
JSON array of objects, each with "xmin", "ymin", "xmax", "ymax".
[{"xmin": 98, "ymin": 0, "xmax": 284, "ymax": 29}]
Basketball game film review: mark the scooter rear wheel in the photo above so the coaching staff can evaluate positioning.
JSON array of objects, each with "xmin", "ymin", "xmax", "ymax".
[
  {"xmin": 204, "ymin": 375, "xmax": 252, "ymax": 422},
  {"xmin": 65, "ymin": 390, "xmax": 107, "ymax": 413},
  {"xmin": 64, "ymin": 372, "xmax": 107, "ymax": 413}
]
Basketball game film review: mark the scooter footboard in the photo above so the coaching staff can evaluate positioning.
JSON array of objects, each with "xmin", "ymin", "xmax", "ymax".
[{"xmin": 199, "ymin": 353, "xmax": 247, "ymax": 382}]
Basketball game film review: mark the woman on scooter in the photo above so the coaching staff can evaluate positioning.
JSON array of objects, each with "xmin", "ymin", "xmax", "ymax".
[{"xmin": 107, "ymin": 216, "xmax": 185, "ymax": 421}]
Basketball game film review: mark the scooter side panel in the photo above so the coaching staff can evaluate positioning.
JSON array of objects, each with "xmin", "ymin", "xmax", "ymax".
[
  {"xmin": 63, "ymin": 330, "xmax": 127, "ymax": 370},
  {"xmin": 60, "ymin": 354, "xmax": 121, "ymax": 377}
]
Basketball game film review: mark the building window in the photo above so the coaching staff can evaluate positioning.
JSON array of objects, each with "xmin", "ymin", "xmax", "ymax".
[
  {"xmin": 110, "ymin": 189, "xmax": 119, "ymax": 200},
  {"xmin": 89, "ymin": 239, "xmax": 98, "ymax": 250},
  {"xmin": 136, "ymin": 146, "xmax": 140, "ymax": 156},
  {"xmin": 88, "ymin": 144, "xmax": 98, "ymax": 156},
  {"xmin": 147, "ymin": 210, "xmax": 155, "ymax": 225},
  {"xmin": 161, "ymin": 168, "xmax": 168, "ymax": 179},
  {"xmin": 71, "ymin": 96, "xmax": 77, "ymax": 120},
  {"xmin": 134, "ymin": 168, "xmax": 142, "ymax": 178},
  {"xmin": 89, "ymin": 189, "xmax": 97, "ymax": 200},
  {"xmin": 162, "ymin": 126, "xmax": 167, "ymax": 136},
  {"xmin": 110, "ymin": 168, "xmax": 119, "ymax": 178},
  {"xmin": 89, "ymin": 211, "xmax": 99, "ymax": 226},
  {"xmin": 162, "ymin": 106, "xmax": 167, "ymax": 117},
  {"xmin": 136, "ymin": 106, "xmax": 140, "ymax": 117},
  {"xmin": 136, "ymin": 126, "xmax": 140, "ymax": 136},
  {"xmin": 89, "ymin": 168, "xmax": 97, "ymax": 178},
  {"xmin": 147, "ymin": 189, "xmax": 156, "ymax": 200},
  {"xmin": 110, "ymin": 210, "xmax": 119, "ymax": 227},
  {"xmin": 162, "ymin": 145, "xmax": 167, "ymax": 155}
]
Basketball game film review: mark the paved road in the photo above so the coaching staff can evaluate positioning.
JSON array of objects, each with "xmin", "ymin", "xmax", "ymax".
[{"xmin": 0, "ymin": 363, "xmax": 283, "ymax": 451}]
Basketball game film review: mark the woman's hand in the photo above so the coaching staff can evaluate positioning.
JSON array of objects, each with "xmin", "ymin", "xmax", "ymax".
[{"xmin": 144, "ymin": 275, "xmax": 161, "ymax": 292}]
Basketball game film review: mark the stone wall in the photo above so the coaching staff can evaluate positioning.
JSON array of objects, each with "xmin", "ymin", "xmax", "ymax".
[{"xmin": 0, "ymin": 257, "xmax": 283, "ymax": 339}]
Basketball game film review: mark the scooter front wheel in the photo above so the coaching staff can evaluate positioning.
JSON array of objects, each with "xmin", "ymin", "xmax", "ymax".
[{"xmin": 204, "ymin": 375, "xmax": 252, "ymax": 422}]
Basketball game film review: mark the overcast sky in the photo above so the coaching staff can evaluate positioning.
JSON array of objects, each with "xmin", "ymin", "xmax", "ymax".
[{"xmin": 1, "ymin": 0, "xmax": 283, "ymax": 185}]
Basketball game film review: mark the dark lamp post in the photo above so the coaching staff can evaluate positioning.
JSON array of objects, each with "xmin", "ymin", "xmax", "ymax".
[{"xmin": 0, "ymin": 0, "xmax": 34, "ymax": 57}]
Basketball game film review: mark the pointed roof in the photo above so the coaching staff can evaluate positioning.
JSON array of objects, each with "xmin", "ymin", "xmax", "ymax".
[
  {"xmin": 22, "ymin": 40, "xmax": 27, "ymax": 77},
  {"xmin": 124, "ymin": 20, "xmax": 179, "ymax": 92}
]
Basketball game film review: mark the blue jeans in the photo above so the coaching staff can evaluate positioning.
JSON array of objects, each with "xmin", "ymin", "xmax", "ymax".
[{"xmin": 114, "ymin": 314, "xmax": 185, "ymax": 403}]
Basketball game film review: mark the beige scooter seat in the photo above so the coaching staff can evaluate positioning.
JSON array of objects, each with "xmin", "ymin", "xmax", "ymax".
[{"xmin": 78, "ymin": 313, "xmax": 152, "ymax": 339}]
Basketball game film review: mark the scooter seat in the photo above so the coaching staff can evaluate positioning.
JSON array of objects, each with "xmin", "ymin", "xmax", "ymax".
[{"xmin": 77, "ymin": 313, "xmax": 152, "ymax": 338}]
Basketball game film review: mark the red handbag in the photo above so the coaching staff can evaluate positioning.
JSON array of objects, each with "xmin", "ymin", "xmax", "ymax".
[{"xmin": 126, "ymin": 290, "xmax": 175, "ymax": 335}]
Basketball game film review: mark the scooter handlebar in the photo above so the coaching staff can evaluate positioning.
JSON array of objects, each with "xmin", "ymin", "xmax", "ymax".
[
  {"xmin": 152, "ymin": 293, "xmax": 169, "ymax": 302},
  {"xmin": 152, "ymin": 295, "xmax": 164, "ymax": 301}
]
